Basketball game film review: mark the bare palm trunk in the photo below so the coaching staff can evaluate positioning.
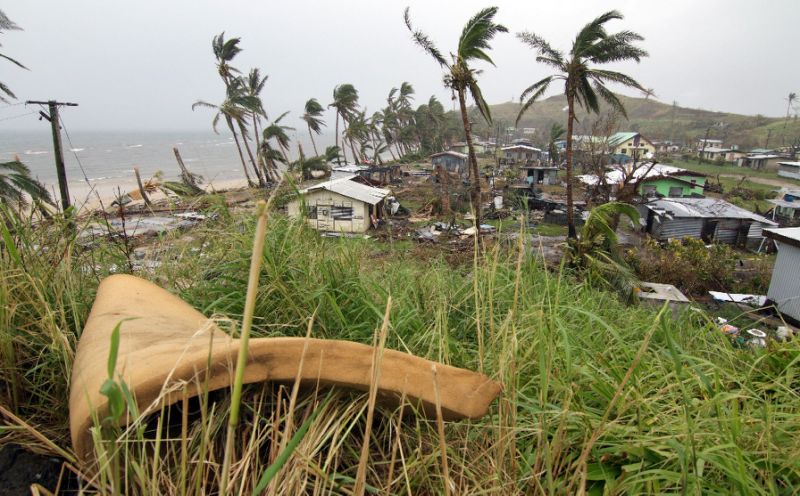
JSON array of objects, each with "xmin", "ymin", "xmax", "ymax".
[
  {"xmin": 349, "ymin": 137, "xmax": 360, "ymax": 164},
  {"xmin": 334, "ymin": 113, "xmax": 340, "ymax": 151},
  {"xmin": 565, "ymin": 94, "xmax": 577, "ymax": 239},
  {"xmin": 253, "ymin": 114, "xmax": 272, "ymax": 182},
  {"xmin": 237, "ymin": 120, "xmax": 265, "ymax": 186},
  {"xmin": 308, "ymin": 127, "xmax": 319, "ymax": 156},
  {"xmin": 226, "ymin": 116, "xmax": 255, "ymax": 187},
  {"xmin": 458, "ymin": 89, "xmax": 482, "ymax": 231}
]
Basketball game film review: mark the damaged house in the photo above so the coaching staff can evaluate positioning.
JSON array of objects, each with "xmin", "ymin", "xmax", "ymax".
[
  {"xmin": 763, "ymin": 228, "xmax": 800, "ymax": 323},
  {"xmin": 639, "ymin": 197, "xmax": 777, "ymax": 249},
  {"xmin": 287, "ymin": 175, "xmax": 390, "ymax": 233},
  {"xmin": 430, "ymin": 151, "xmax": 468, "ymax": 176}
]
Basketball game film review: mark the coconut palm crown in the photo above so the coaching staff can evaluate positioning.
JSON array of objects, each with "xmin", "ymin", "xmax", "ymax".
[
  {"xmin": 302, "ymin": 98, "xmax": 326, "ymax": 156},
  {"xmin": 515, "ymin": 10, "xmax": 648, "ymax": 238},
  {"xmin": 404, "ymin": 6, "xmax": 507, "ymax": 231}
]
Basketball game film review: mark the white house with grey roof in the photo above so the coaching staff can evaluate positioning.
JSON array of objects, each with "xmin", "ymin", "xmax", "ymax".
[{"xmin": 287, "ymin": 175, "xmax": 390, "ymax": 233}]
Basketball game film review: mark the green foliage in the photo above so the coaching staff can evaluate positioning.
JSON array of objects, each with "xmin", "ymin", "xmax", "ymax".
[
  {"xmin": 569, "ymin": 202, "xmax": 640, "ymax": 300},
  {"xmin": 0, "ymin": 10, "xmax": 27, "ymax": 103},
  {"xmin": 1, "ymin": 205, "xmax": 798, "ymax": 493},
  {"xmin": 628, "ymin": 237, "xmax": 743, "ymax": 296},
  {"xmin": 0, "ymin": 159, "xmax": 54, "ymax": 210}
]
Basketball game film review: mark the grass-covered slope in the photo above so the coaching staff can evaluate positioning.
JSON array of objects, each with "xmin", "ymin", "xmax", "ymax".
[{"xmin": 1, "ymin": 203, "xmax": 799, "ymax": 494}]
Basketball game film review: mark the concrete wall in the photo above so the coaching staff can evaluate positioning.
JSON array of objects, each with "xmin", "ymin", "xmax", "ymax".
[
  {"xmin": 768, "ymin": 242, "xmax": 800, "ymax": 321},
  {"xmin": 287, "ymin": 189, "xmax": 373, "ymax": 233}
]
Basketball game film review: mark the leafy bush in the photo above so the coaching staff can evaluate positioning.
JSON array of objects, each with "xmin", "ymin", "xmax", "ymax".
[
  {"xmin": 627, "ymin": 237, "xmax": 773, "ymax": 296},
  {"xmin": 627, "ymin": 237, "xmax": 736, "ymax": 295}
]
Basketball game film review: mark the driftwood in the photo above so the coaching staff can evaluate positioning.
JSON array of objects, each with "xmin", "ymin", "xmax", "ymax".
[{"xmin": 69, "ymin": 275, "xmax": 502, "ymax": 461}]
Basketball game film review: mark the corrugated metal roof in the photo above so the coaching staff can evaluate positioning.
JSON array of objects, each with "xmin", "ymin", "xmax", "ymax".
[
  {"xmin": 577, "ymin": 163, "xmax": 692, "ymax": 186},
  {"xmin": 608, "ymin": 132, "xmax": 640, "ymax": 147},
  {"xmin": 299, "ymin": 175, "xmax": 390, "ymax": 205},
  {"xmin": 502, "ymin": 145, "xmax": 541, "ymax": 152},
  {"xmin": 430, "ymin": 151, "xmax": 467, "ymax": 159},
  {"xmin": 644, "ymin": 198, "xmax": 777, "ymax": 225}
]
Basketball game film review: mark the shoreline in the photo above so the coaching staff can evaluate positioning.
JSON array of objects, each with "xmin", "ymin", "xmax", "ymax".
[{"xmin": 67, "ymin": 176, "xmax": 250, "ymax": 214}]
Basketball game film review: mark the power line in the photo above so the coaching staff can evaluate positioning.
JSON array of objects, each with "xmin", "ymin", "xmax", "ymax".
[
  {"xmin": 0, "ymin": 101, "xmax": 26, "ymax": 110},
  {"xmin": 0, "ymin": 110, "xmax": 37, "ymax": 122}
]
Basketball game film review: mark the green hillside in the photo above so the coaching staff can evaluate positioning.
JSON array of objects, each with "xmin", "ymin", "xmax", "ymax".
[{"xmin": 473, "ymin": 94, "xmax": 800, "ymax": 150}]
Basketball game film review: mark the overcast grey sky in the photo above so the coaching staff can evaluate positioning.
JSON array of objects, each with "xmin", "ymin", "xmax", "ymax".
[{"xmin": 2, "ymin": 0, "xmax": 798, "ymax": 133}]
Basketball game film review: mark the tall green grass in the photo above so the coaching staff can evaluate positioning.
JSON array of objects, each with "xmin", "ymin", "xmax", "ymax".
[{"xmin": 1, "ymin": 202, "xmax": 800, "ymax": 493}]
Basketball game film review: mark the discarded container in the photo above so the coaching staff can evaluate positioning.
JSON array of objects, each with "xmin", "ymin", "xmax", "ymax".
[
  {"xmin": 493, "ymin": 195, "xmax": 503, "ymax": 209},
  {"xmin": 745, "ymin": 328, "xmax": 767, "ymax": 348}
]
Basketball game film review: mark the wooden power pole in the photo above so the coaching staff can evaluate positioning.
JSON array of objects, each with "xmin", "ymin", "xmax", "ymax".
[{"xmin": 26, "ymin": 100, "xmax": 78, "ymax": 212}]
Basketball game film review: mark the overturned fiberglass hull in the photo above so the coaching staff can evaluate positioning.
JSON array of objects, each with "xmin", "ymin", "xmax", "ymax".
[{"xmin": 69, "ymin": 274, "xmax": 502, "ymax": 461}]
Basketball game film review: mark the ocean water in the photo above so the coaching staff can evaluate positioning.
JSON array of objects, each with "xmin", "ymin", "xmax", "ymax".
[{"xmin": 0, "ymin": 129, "xmax": 330, "ymax": 207}]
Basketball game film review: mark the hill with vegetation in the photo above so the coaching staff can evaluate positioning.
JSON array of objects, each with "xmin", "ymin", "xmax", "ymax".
[{"xmin": 471, "ymin": 94, "xmax": 800, "ymax": 150}]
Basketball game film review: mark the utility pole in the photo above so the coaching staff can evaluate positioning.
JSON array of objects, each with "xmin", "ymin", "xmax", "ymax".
[{"xmin": 26, "ymin": 100, "xmax": 78, "ymax": 212}]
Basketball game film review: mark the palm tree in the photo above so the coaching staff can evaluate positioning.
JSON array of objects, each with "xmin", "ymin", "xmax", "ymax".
[
  {"xmin": 329, "ymin": 84, "xmax": 359, "ymax": 160},
  {"xmin": 641, "ymin": 88, "xmax": 656, "ymax": 100},
  {"xmin": 243, "ymin": 68, "xmax": 269, "ymax": 170},
  {"xmin": 212, "ymin": 32, "xmax": 242, "ymax": 85},
  {"xmin": 548, "ymin": 123, "xmax": 565, "ymax": 165},
  {"xmin": 783, "ymin": 92, "xmax": 797, "ymax": 145},
  {"xmin": 227, "ymin": 77, "xmax": 267, "ymax": 186},
  {"xmin": 261, "ymin": 111, "xmax": 294, "ymax": 179},
  {"xmin": 192, "ymin": 97, "xmax": 257, "ymax": 187},
  {"xmin": 0, "ymin": 10, "xmax": 26, "ymax": 103},
  {"xmin": 515, "ymin": 10, "xmax": 648, "ymax": 238},
  {"xmin": 405, "ymin": 6, "xmax": 507, "ymax": 231},
  {"xmin": 302, "ymin": 98, "xmax": 326, "ymax": 156},
  {"xmin": 0, "ymin": 159, "xmax": 53, "ymax": 210},
  {"xmin": 569, "ymin": 201, "xmax": 640, "ymax": 301}
]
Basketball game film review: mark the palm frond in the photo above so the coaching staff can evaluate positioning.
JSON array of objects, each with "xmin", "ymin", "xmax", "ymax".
[
  {"xmin": 467, "ymin": 80, "xmax": 492, "ymax": 124},
  {"xmin": 517, "ymin": 32, "xmax": 563, "ymax": 63},
  {"xmin": 575, "ymin": 75, "xmax": 600, "ymax": 114},
  {"xmin": 589, "ymin": 69, "xmax": 646, "ymax": 94},
  {"xmin": 516, "ymin": 76, "xmax": 555, "ymax": 125},
  {"xmin": 191, "ymin": 100, "xmax": 217, "ymax": 111},
  {"xmin": 573, "ymin": 10, "xmax": 623, "ymax": 56},
  {"xmin": 404, "ymin": 7, "xmax": 448, "ymax": 67},
  {"xmin": 592, "ymin": 82, "xmax": 628, "ymax": 119},
  {"xmin": 457, "ymin": 6, "xmax": 508, "ymax": 65},
  {"xmin": 0, "ymin": 52, "xmax": 27, "ymax": 69}
]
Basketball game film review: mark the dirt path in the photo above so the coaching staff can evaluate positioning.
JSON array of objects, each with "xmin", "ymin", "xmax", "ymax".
[{"xmin": 718, "ymin": 174, "xmax": 796, "ymax": 188}]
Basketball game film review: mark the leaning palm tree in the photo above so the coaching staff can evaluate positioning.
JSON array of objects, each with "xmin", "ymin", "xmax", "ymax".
[
  {"xmin": 243, "ymin": 68, "xmax": 269, "ymax": 152},
  {"xmin": 0, "ymin": 10, "xmax": 26, "ymax": 103},
  {"xmin": 302, "ymin": 98, "xmax": 326, "ymax": 156},
  {"xmin": 261, "ymin": 111, "xmax": 295, "ymax": 179},
  {"xmin": 212, "ymin": 32, "xmax": 242, "ymax": 85},
  {"xmin": 0, "ymin": 159, "xmax": 53, "ymax": 211},
  {"xmin": 192, "ymin": 97, "xmax": 257, "ymax": 187},
  {"xmin": 515, "ymin": 10, "xmax": 648, "ymax": 238},
  {"xmin": 405, "ymin": 6, "xmax": 507, "ymax": 231},
  {"xmin": 329, "ymin": 84, "xmax": 359, "ymax": 157},
  {"xmin": 783, "ymin": 92, "xmax": 797, "ymax": 145}
]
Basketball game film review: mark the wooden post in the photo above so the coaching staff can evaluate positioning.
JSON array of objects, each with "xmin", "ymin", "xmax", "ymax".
[
  {"xmin": 47, "ymin": 102, "xmax": 70, "ymax": 212},
  {"xmin": 173, "ymin": 147, "xmax": 194, "ymax": 186},
  {"xmin": 134, "ymin": 167, "xmax": 151, "ymax": 206},
  {"xmin": 26, "ymin": 100, "xmax": 78, "ymax": 213}
]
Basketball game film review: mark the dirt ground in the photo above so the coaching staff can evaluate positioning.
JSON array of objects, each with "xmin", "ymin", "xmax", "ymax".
[{"xmin": 0, "ymin": 444, "xmax": 73, "ymax": 495}]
